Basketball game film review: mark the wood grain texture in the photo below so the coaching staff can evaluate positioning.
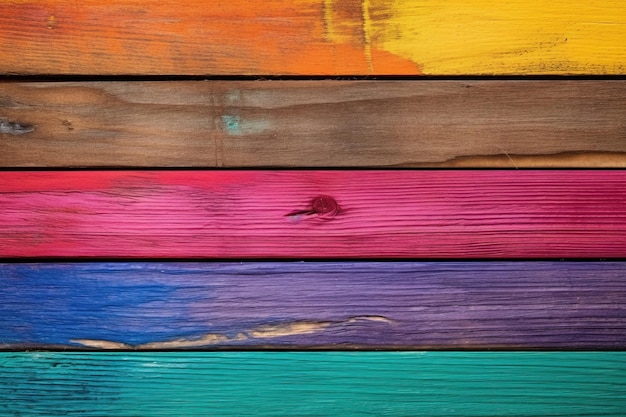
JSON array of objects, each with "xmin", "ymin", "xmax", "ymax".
[
  {"xmin": 1, "ymin": 0, "xmax": 625, "ymax": 75},
  {"xmin": 2, "ymin": 352, "xmax": 625, "ymax": 416},
  {"xmin": 2, "ymin": 262, "xmax": 626, "ymax": 350},
  {"xmin": 2, "ymin": 170, "xmax": 626, "ymax": 258},
  {"xmin": 2, "ymin": 80, "xmax": 626, "ymax": 167}
]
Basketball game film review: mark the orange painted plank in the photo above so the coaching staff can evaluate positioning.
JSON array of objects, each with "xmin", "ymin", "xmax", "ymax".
[
  {"xmin": 1, "ymin": 0, "xmax": 625, "ymax": 75},
  {"xmin": 0, "ymin": 0, "xmax": 418, "ymax": 75}
]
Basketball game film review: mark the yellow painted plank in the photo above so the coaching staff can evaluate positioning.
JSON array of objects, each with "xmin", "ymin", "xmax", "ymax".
[
  {"xmin": 371, "ymin": 0, "xmax": 626, "ymax": 74},
  {"xmin": 0, "ymin": 0, "xmax": 624, "ymax": 75}
]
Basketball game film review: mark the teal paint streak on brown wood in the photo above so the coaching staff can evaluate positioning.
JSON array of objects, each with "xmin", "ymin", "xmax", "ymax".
[{"xmin": 1, "ymin": 352, "xmax": 625, "ymax": 416}]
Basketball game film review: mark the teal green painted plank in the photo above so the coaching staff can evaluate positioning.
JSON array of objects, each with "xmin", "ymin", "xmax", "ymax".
[{"xmin": 1, "ymin": 352, "xmax": 624, "ymax": 416}]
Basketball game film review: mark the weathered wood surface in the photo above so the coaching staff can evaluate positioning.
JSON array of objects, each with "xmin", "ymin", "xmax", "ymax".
[
  {"xmin": 2, "ymin": 352, "xmax": 625, "ymax": 416},
  {"xmin": 2, "ymin": 81, "xmax": 626, "ymax": 167},
  {"xmin": 2, "ymin": 262, "xmax": 626, "ymax": 350},
  {"xmin": 1, "ymin": 0, "xmax": 625, "ymax": 75},
  {"xmin": 2, "ymin": 170, "xmax": 625, "ymax": 258}
]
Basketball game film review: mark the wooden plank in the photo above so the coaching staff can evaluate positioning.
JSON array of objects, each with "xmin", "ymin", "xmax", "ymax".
[
  {"xmin": 2, "ymin": 170, "xmax": 625, "ymax": 258},
  {"xmin": 1, "ymin": 1, "xmax": 625, "ymax": 75},
  {"xmin": 2, "ymin": 80, "xmax": 626, "ymax": 168},
  {"xmin": 2, "ymin": 262, "xmax": 626, "ymax": 350},
  {"xmin": 1, "ymin": 352, "xmax": 625, "ymax": 416}
]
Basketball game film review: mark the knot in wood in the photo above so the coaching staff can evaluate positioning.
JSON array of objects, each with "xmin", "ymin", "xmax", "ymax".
[
  {"xmin": 0, "ymin": 118, "xmax": 35, "ymax": 135},
  {"xmin": 285, "ymin": 195, "xmax": 340, "ymax": 221},
  {"xmin": 311, "ymin": 195, "xmax": 339, "ymax": 217}
]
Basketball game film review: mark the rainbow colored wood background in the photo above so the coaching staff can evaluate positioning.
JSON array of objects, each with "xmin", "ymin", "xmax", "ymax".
[{"xmin": 1, "ymin": 1, "xmax": 626, "ymax": 415}]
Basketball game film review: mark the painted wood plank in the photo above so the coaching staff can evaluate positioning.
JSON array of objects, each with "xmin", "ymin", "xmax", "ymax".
[
  {"xmin": 1, "ymin": 1, "xmax": 625, "ymax": 75},
  {"xmin": 1, "ymin": 352, "xmax": 625, "ymax": 416},
  {"xmin": 2, "ymin": 170, "xmax": 626, "ymax": 258},
  {"xmin": 2, "ymin": 81, "xmax": 626, "ymax": 168},
  {"xmin": 2, "ymin": 262, "xmax": 626, "ymax": 350}
]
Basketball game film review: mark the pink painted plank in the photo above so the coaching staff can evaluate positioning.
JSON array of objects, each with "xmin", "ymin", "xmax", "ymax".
[{"xmin": 0, "ymin": 170, "xmax": 624, "ymax": 258}]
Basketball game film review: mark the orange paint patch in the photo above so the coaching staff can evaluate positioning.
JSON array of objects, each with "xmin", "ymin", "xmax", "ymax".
[
  {"xmin": 0, "ymin": 0, "xmax": 420, "ymax": 74},
  {"xmin": 273, "ymin": 42, "xmax": 420, "ymax": 75}
]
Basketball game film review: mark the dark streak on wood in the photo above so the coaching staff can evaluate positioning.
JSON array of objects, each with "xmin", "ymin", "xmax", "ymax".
[{"xmin": 0, "ymin": 117, "xmax": 34, "ymax": 135}]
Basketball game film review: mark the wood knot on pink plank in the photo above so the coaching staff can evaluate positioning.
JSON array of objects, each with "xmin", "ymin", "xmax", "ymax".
[{"xmin": 287, "ymin": 195, "xmax": 341, "ymax": 221}]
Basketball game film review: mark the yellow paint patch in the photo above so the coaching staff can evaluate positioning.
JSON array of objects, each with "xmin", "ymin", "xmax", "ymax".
[
  {"xmin": 68, "ymin": 316, "xmax": 395, "ymax": 349},
  {"xmin": 374, "ymin": 0, "xmax": 626, "ymax": 74},
  {"xmin": 346, "ymin": 315, "xmax": 394, "ymax": 324},
  {"xmin": 361, "ymin": 0, "xmax": 374, "ymax": 72},
  {"xmin": 70, "ymin": 339, "xmax": 131, "ymax": 349},
  {"xmin": 247, "ymin": 321, "xmax": 334, "ymax": 338},
  {"xmin": 138, "ymin": 333, "xmax": 234, "ymax": 349},
  {"xmin": 322, "ymin": 0, "xmax": 389, "ymax": 73}
]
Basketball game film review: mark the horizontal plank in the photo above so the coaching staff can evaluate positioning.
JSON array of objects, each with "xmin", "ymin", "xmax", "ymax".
[
  {"xmin": 2, "ymin": 170, "xmax": 626, "ymax": 258},
  {"xmin": 1, "ymin": 352, "xmax": 625, "ymax": 416},
  {"xmin": 2, "ymin": 81, "xmax": 626, "ymax": 167},
  {"xmin": 2, "ymin": 262, "xmax": 626, "ymax": 349},
  {"xmin": 1, "ymin": 1, "xmax": 625, "ymax": 75}
]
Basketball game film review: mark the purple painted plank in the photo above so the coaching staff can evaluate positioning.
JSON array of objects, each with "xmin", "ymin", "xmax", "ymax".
[{"xmin": 1, "ymin": 262, "xmax": 625, "ymax": 349}]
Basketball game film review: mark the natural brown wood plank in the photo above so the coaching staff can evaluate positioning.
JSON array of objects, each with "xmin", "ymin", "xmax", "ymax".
[{"xmin": 1, "ymin": 80, "xmax": 625, "ymax": 167}]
